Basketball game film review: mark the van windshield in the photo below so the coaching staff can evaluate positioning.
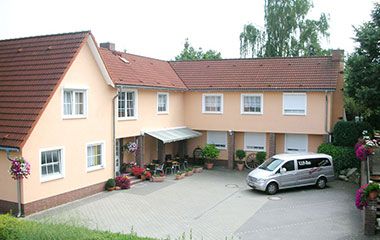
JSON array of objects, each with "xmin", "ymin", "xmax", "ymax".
[{"xmin": 259, "ymin": 158, "xmax": 284, "ymax": 171}]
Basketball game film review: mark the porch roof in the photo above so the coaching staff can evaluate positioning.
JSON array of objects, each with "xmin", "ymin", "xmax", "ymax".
[{"xmin": 145, "ymin": 127, "xmax": 201, "ymax": 144}]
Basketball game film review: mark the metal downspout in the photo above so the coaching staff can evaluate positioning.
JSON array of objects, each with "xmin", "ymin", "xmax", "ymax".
[
  {"xmin": 112, "ymin": 89, "xmax": 120, "ymax": 179},
  {"xmin": 1, "ymin": 146, "xmax": 22, "ymax": 217},
  {"xmin": 325, "ymin": 91, "xmax": 329, "ymax": 135}
]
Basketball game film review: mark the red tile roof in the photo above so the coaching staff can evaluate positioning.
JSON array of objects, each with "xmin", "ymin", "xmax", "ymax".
[
  {"xmin": 0, "ymin": 31, "xmax": 89, "ymax": 148},
  {"xmin": 169, "ymin": 57, "xmax": 341, "ymax": 91},
  {"xmin": 99, "ymin": 49, "xmax": 187, "ymax": 90}
]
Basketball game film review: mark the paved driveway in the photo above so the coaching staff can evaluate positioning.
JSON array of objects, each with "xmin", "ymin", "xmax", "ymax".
[{"xmin": 28, "ymin": 168, "xmax": 376, "ymax": 240}]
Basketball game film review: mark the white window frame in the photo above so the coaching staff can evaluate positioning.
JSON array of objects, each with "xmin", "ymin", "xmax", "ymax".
[
  {"xmin": 39, "ymin": 146, "xmax": 65, "ymax": 183},
  {"xmin": 244, "ymin": 132, "xmax": 266, "ymax": 151},
  {"xmin": 284, "ymin": 134, "xmax": 308, "ymax": 153},
  {"xmin": 157, "ymin": 92, "xmax": 169, "ymax": 114},
  {"xmin": 207, "ymin": 131, "xmax": 227, "ymax": 149},
  {"xmin": 202, "ymin": 94, "xmax": 224, "ymax": 114},
  {"xmin": 62, "ymin": 88, "xmax": 88, "ymax": 119},
  {"xmin": 86, "ymin": 141, "xmax": 106, "ymax": 172},
  {"xmin": 118, "ymin": 89, "xmax": 138, "ymax": 120},
  {"xmin": 241, "ymin": 94, "xmax": 264, "ymax": 114},
  {"xmin": 283, "ymin": 93, "xmax": 307, "ymax": 116}
]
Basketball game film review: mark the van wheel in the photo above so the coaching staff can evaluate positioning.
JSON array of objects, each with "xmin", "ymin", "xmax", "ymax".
[
  {"xmin": 316, "ymin": 177, "xmax": 327, "ymax": 189},
  {"xmin": 266, "ymin": 182, "xmax": 278, "ymax": 195}
]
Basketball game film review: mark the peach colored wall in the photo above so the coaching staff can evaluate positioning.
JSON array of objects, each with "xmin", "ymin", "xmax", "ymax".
[
  {"xmin": 144, "ymin": 135, "xmax": 157, "ymax": 163},
  {"xmin": 332, "ymin": 67, "xmax": 345, "ymax": 129},
  {"xmin": 308, "ymin": 135, "xmax": 324, "ymax": 153},
  {"xmin": 122, "ymin": 137, "xmax": 136, "ymax": 163},
  {"xmin": 276, "ymin": 134, "xmax": 285, "ymax": 154},
  {"xmin": 0, "ymin": 151, "xmax": 20, "ymax": 202},
  {"xmin": 21, "ymin": 43, "xmax": 115, "ymax": 204},
  {"xmin": 184, "ymin": 91, "xmax": 329, "ymax": 135},
  {"xmin": 116, "ymin": 90, "xmax": 185, "ymax": 138}
]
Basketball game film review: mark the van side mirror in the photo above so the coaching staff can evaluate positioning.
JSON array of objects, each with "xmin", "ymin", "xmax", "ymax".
[{"xmin": 280, "ymin": 168, "xmax": 287, "ymax": 174}]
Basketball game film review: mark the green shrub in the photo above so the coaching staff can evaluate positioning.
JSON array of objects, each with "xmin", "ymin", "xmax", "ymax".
[
  {"xmin": 256, "ymin": 151, "xmax": 267, "ymax": 164},
  {"xmin": 317, "ymin": 143, "xmax": 358, "ymax": 174},
  {"xmin": 201, "ymin": 144, "xmax": 220, "ymax": 163},
  {"xmin": 0, "ymin": 214, "xmax": 152, "ymax": 240},
  {"xmin": 104, "ymin": 178, "xmax": 116, "ymax": 190},
  {"xmin": 235, "ymin": 149, "xmax": 246, "ymax": 161},
  {"xmin": 332, "ymin": 120, "xmax": 374, "ymax": 147}
]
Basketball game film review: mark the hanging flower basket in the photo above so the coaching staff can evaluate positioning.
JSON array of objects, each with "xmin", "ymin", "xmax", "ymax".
[
  {"xmin": 9, "ymin": 157, "xmax": 30, "ymax": 180},
  {"xmin": 125, "ymin": 141, "xmax": 138, "ymax": 153}
]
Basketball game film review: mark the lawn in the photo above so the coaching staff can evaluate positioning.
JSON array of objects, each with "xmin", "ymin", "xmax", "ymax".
[{"xmin": 0, "ymin": 214, "xmax": 154, "ymax": 240}]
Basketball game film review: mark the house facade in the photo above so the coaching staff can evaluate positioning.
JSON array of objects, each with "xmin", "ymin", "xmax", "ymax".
[{"xmin": 0, "ymin": 31, "xmax": 344, "ymax": 215}]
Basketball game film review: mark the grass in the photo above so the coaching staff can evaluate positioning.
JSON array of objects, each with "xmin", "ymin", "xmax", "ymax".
[{"xmin": 0, "ymin": 214, "xmax": 154, "ymax": 240}]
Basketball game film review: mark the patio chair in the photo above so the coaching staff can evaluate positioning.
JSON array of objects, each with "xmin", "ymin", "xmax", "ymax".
[{"xmin": 154, "ymin": 163, "xmax": 165, "ymax": 175}]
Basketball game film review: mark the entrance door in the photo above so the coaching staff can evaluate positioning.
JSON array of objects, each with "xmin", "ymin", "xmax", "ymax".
[{"xmin": 115, "ymin": 139, "xmax": 121, "ymax": 175}]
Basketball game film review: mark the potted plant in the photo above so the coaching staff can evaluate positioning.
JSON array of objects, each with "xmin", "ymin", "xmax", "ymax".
[
  {"xmin": 355, "ymin": 182, "xmax": 380, "ymax": 209},
  {"xmin": 105, "ymin": 178, "xmax": 116, "ymax": 191},
  {"xmin": 201, "ymin": 144, "xmax": 220, "ymax": 170},
  {"xmin": 256, "ymin": 151, "xmax": 267, "ymax": 165},
  {"xmin": 141, "ymin": 170, "xmax": 152, "ymax": 181},
  {"xmin": 193, "ymin": 166, "xmax": 203, "ymax": 173},
  {"xmin": 121, "ymin": 162, "xmax": 136, "ymax": 173},
  {"xmin": 151, "ymin": 173, "xmax": 166, "ymax": 182},
  {"xmin": 115, "ymin": 176, "xmax": 131, "ymax": 189},
  {"xmin": 185, "ymin": 167, "xmax": 194, "ymax": 176},
  {"xmin": 235, "ymin": 149, "xmax": 246, "ymax": 171},
  {"xmin": 131, "ymin": 166, "xmax": 145, "ymax": 178},
  {"xmin": 175, "ymin": 171, "xmax": 186, "ymax": 180}
]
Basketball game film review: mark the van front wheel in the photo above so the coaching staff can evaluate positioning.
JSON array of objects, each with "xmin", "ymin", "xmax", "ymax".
[
  {"xmin": 316, "ymin": 177, "xmax": 327, "ymax": 189},
  {"xmin": 266, "ymin": 182, "xmax": 278, "ymax": 195}
]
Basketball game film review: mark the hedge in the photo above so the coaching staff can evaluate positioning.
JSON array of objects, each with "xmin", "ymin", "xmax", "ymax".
[
  {"xmin": 0, "ymin": 214, "xmax": 153, "ymax": 240},
  {"xmin": 332, "ymin": 121, "xmax": 374, "ymax": 147},
  {"xmin": 317, "ymin": 143, "xmax": 358, "ymax": 174}
]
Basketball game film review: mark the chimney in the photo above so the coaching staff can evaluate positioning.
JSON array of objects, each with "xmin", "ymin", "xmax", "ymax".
[
  {"xmin": 100, "ymin": 42, "xmax": 115, "ymax": 51},
  {"xmin": 331, "ymin": 49, "xmax": 344, "ymax": 62}
]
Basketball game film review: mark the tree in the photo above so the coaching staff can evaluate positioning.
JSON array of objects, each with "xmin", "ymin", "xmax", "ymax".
[
  {"xmin": 175, "ymin": 39, "xmax": 222, "ymax": 61},
  {"xmin": 345, "ymin": 3, "xmax": 380, "ymax": 128},
  {"xmin": 239, "ymin": 0, "xmax": 329, "ymax": 57}
]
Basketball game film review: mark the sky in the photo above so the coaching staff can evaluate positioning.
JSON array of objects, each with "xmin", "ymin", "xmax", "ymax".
[{"xmin": 0, "ymin": 0, "xmax": 378, "ymax": 60}]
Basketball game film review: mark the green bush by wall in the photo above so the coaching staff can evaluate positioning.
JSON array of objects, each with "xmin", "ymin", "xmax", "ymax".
[
  {"xmin": 332, "ymin": 121, "xmax": 374, "ymax": 147},
  {"xmin": 0, "ymin": 214, "xmax": 153, "ymax": 240},
  {"xmin": 317, "ymin": 143, "xmax": 358, "ymax": 174}
]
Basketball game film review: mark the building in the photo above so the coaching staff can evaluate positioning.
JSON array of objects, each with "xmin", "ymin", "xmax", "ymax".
[{"xmin": 0, "ymin": 31, "xmax": 344, "ymax": 215}]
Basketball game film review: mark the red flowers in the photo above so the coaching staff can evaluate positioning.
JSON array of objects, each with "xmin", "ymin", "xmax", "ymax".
[
  {"xmin": 131, "ymin": 166, "xmax": 145, "ymax": 177},
  {"xmin": 115, "ymin": 176, "xmax": 130, "ymax": 189}
]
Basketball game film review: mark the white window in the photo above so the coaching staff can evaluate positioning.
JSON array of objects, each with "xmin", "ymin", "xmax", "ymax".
[
  {"xmin": 202, "ymin": 94, "xmax": 223, "ymax": 113},
  {"xmin": 63, "ymin": 89, "xmax": 87, "ymax": 118},
  {"xmin": 118, "ymin": 90, "xmax": 138, "ymax": 119},
  {"xmin": 40, "ymin": 147, "xmax": 64, "ymax": 182},
  {"xmin": 86, "ymin": 142, "xmax": 105, "ymax": 171},
  {"xmin": 285, "ymin": 134, "xmax": 308, "ymax": 153},
  {"xmin": 207, "ymin": 131, "xmax": 227, "ymax": 149},
  {"xmin": 283, "ymin": 93, "xmax": 307, "ymax": 115},
  {"xmin": 241, "ymin": 94, "xmax": 263, "ymax": 114},
  {"xmin": 244, "ymin": 132, "xmax": 266, "ymax": 151},
  {"xmin": 157, "ymin": 92, "xmax": 169, "ymax": 114}
]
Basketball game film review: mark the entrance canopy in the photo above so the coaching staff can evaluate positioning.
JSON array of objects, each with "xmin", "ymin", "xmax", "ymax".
[{"xmin": 145, "ymin": 127, "xmax": 201, "ymax": 144}]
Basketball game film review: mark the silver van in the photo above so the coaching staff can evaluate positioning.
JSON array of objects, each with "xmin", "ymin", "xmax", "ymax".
[{"xmin": 246, "ymin": 153, "xmax": 335, "ymax": 195}]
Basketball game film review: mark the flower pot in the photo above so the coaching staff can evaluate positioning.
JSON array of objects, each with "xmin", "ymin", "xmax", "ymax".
[
  {"xmin": 175, "ymin": 174, "xmax": 184, "ymax": 180},
  {"xmin": 115, "ymin": 186, "xmax": 121, "ymax": 190},
  {"xmin": 194, "ymin": 167, "xmax": 203, "ymax": 173},
  {"xmin": 368, "ymin": 190, "xmax": 378, "ymax": 200},
  {"xmin": 185, "ymin": 171, "xmax": 193, "ymax": 176},
  {"xmin": 107, "ymin": 187, "xmax": 115, "ymax": 191},
  {"xmin": 141, "ymin": 175, "xmax": 146, "ymax": 181},
  {"xmin": 205, "ymin": 162, "xmax": 214, "ymax": 170},
  {"xmin": 236, "ymin": 163, "xmax": 244, "ymax": 171},
  {"xmin": 152, "ymin": 176, "xmax": 165, "ymax": 182}
]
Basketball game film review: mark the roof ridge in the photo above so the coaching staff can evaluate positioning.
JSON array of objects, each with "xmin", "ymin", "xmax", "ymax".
[
  {"xmin": 100, "ymin": 48, "xmax": 169, "ymax": 62},
  {"xmin": 169, "ymin": 55, "xmax": 331, "ymax": 63},
  {"xmin": 0, "ymin": 30, "xmax": 91, "ymax": 43}
]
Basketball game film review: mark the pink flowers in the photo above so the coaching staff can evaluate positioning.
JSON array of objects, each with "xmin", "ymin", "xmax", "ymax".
[
  {"xmin": 355, "ymin": 184, "xmax": 368, "ymax": 210},
  {"xmin": 115, "ymin": 176, "xmax": 130, "ymax": 189},
  {"xmin": 9, "ymin": 157, "xmax": 30, "ymax": 180},
  {"xmin": 355, "ymin": 145, "xmax": 367, "ymax": 161}
]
